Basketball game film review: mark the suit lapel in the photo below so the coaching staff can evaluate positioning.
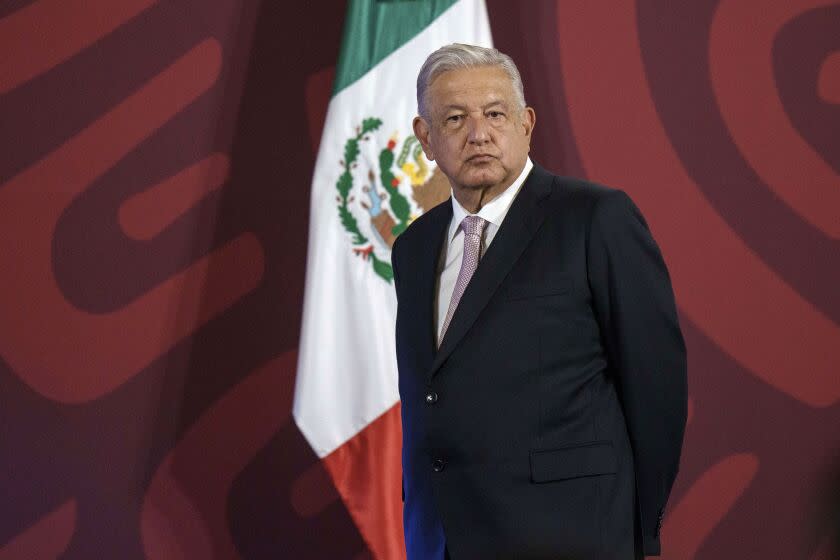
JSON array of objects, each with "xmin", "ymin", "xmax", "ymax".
[
  {"xmin": 427, "ymin": 164, "xmax": 553, "ymax": 382},
  {"xmin": 405, "ymin": 200, "xmax": 452, "ymax": 376}
]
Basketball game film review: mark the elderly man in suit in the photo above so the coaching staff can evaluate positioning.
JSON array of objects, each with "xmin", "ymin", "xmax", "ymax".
[{"xmin": 391, "ymin": 43, "xmax": 687, "ymax": 560}]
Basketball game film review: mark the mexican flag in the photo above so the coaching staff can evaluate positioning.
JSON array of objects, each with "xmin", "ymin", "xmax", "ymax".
[{"xmin": 293, "ymin": 1, "xmax": 492, "ymax": 558}]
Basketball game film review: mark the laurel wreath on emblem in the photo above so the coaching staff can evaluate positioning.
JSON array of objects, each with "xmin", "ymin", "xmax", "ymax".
[{"xmin": 336, "ymin": 117, "xmax": 443, "ymax": 283}]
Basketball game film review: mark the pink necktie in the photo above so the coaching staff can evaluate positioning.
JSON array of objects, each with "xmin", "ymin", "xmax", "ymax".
[{"xmin": 440, "ymin": 215, "xmax": 488, "ymax": 341}]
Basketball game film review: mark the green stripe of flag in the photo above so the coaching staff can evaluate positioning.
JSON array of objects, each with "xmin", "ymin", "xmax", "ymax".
[{"xmin": 332, "ymin": 0, "xmax": 459, "ymax": 96}]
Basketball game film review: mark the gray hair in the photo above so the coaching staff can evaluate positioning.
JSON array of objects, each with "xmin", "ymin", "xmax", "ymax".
[{"xmin": 416, "ymin": 43, "xmax": 526, "ymax": 119}]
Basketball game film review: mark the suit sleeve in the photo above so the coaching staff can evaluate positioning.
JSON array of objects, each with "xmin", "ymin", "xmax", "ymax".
[
  {"xmin": 391, "ymin": 235, "xmax": 402, "ymax": 294},
  {"xmin": 586, "ymin": 190, "xmax": 687, "ymax": 556},
  {"xmin": 390, "ymin": 237, "xmax": 404, "ymax": 503}
]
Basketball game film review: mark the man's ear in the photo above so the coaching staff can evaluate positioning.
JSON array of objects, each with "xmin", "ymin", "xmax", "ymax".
[
  {"xmin": 521, "ymin": 106, "xmax": 536, "ymax": 139},
  {"xmin": 413, "ymin": 116, "xmax": 435, "ymax": 161}
]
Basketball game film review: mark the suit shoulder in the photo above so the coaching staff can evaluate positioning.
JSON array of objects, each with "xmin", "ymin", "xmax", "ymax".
[
  {"xmin": 549, "ymin": 175, "xmax": 625, "ymax": 204},
  {"xmin": 527, "ymin": 169, "xmax": 649, "ymax": 236},
  {"xmin": 534, "ymin": 173, "xmax": 630, "ymax": 217},
  {"xmin": 551, "ymin": 177, "xmax": 652, "ymax": 240}
]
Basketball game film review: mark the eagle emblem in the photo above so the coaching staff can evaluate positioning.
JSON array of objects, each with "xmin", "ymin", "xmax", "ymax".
[{"xmin": 335, "ymin": 118, "xmax": 449, "ymax": 282}]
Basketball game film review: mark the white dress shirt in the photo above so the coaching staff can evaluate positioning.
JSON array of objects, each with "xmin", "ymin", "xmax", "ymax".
[{"xmin": 435, "ymin": 157, "xmax": 534, "ymax": 345}]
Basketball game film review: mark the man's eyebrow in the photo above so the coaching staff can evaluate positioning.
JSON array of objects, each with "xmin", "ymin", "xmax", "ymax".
[{"xmin": 441, "ymin": 100, "xmax": 509, "ymax": 112}]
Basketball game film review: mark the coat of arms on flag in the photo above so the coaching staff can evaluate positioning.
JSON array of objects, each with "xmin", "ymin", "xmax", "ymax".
[{"xmin": 335, "ymin": 118, "xmax": 449, "ymax": 281}]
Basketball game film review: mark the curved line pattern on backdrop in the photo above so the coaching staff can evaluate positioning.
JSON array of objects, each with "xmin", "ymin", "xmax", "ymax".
[
  {"xmin": 0, "ymin": 39, "xmax": 265, "ymax": 403},
  {"xmin": 709, "ymin": 0, "xmax": 840, "ymax": 239}
]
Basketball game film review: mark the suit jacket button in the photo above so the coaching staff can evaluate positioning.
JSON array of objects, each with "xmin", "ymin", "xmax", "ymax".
[
  {"xmin": 432, "ymin": 458, "xmax": 445, "ymax": 472},
  {"xmin": 425, "ymin": 391, "xmax": 438, "ymax": 404}
]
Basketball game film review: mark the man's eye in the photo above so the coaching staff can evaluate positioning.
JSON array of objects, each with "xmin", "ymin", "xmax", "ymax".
[
  {"xmin": 446, "ymin": 115, "xmax": 462, "ymax": 123},
  {"xmin": 488, "ymin": 111, "xmax": 504, "ymax": 118}
]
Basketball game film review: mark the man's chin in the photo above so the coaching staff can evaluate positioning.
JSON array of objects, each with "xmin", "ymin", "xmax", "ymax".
[{"xmin": 458, "ymin": 171, "xmax": 505, "ymax": 191}]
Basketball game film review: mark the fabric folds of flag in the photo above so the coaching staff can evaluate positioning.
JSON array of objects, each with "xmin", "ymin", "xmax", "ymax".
[{"xmin": 293, "ymin": 1, "xmax": 492, "ymax": 558}]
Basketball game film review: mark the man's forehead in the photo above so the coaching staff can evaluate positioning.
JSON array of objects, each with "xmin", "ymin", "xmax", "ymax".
[
  {"xmin": 427, "ymin": 66, "xmax": 516, "ymax": 103},
  {"xmin": 429, "ymin": 65, "xmax": 510, "ymax": 88}
]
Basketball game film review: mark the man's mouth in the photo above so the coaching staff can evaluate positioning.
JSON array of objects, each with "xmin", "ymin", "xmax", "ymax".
[{"xmin": 466, "ymin": 154, "xmax": 496, "ymax": 163}]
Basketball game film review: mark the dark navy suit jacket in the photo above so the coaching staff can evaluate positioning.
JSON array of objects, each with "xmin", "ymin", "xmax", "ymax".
[{"xmin": 391, "ymin": 163, "xmax": 687, "ymax": 559}]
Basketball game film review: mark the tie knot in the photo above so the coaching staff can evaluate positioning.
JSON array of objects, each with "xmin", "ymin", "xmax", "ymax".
[{"xmin": 461, "ymin": 215, "xmax": 487, "ymax": 237}]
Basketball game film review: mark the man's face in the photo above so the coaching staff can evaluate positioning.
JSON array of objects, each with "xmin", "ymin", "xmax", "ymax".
[{"xmin": 413, "ymin": 65, "xmax": 535, "ymax": 196}]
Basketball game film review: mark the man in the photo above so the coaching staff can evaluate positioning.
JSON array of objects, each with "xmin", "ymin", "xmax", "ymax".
[{"xmin": 391, "ymin": 43, "xmax": 687, "ymax": 560}]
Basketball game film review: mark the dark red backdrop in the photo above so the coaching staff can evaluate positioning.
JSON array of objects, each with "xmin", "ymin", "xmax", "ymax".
[{"xmin": 1, "ymin": 1, "xmax": 838, "ymax": 558}]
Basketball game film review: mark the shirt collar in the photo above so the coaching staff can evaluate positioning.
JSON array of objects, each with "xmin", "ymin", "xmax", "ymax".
[{"xmin": 448, "ymin": 157, "xmax": 534, "ymax": 243}]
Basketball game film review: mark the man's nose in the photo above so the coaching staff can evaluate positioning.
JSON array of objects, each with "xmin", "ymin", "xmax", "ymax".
[{"xmin": 467, "ymin": 115, "xmax": 490, "ymax": 144}]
